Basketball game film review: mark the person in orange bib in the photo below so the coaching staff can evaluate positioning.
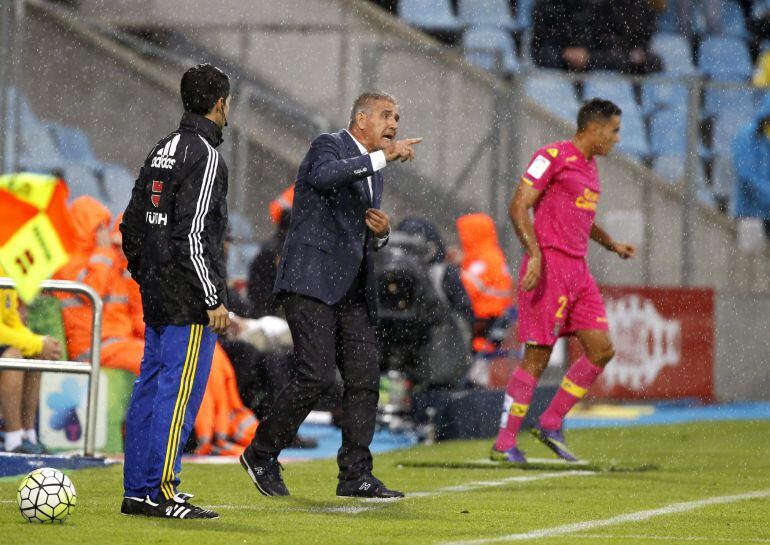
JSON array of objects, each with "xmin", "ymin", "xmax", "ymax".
[{"xmin": 456, "ymin": 213, "xmax": 515, "ymax": 354}]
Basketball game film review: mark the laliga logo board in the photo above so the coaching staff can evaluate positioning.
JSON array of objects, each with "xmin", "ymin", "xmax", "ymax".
[
  {"xmin": 587, "ymin": 286, "xmax": 713, "ymax": 400},
  {"xmin": 602, "ymin": 295, "xmax": 682, "ymax": 391}
]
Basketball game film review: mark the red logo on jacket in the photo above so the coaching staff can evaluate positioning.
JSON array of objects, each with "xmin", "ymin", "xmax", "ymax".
[{"xmin": 151, "ymin": 180, "xmax": 164, "ymax": 208}]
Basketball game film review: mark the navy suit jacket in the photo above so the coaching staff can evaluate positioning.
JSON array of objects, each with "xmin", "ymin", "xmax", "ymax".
[{"xmin": 274, "ymin": 130, "xmax": 386, "ymax": 321}]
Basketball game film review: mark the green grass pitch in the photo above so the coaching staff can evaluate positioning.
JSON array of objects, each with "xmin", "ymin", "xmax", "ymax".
[{"xmin": 1, "ymin": 421, "xmax": 769, "ymax": 545}]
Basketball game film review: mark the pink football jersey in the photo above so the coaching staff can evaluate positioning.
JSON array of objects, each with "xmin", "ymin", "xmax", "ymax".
[{"xmin": 521, "ymin": 140, "xmax": 600, "ymax": 257}]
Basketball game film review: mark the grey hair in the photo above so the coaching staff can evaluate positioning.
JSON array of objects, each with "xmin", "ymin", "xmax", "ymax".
[{"xmin": 348, "ymin": 91, "xmax": 397, "ymax": 127}]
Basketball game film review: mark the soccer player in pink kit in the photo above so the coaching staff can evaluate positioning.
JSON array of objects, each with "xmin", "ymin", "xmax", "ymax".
[{"xmin": 491, "ymin": 99, "xmax": 636, "ymax": 463}]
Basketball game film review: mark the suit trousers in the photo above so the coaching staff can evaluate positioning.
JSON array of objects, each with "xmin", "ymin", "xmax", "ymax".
[{"xmin": 250, "ymin": 271, "xmax": 380, "ymax": 479}]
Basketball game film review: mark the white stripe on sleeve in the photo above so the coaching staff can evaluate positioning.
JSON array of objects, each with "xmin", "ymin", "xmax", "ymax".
[{"xmin": 186, "ymin": 136, "xmax": 219, "ymax": 307}]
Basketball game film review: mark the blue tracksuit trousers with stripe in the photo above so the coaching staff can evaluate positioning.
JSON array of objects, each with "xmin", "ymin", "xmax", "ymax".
[{"xmin": 123, "ymin": 324, "xmax": 216, "ymax": 501}]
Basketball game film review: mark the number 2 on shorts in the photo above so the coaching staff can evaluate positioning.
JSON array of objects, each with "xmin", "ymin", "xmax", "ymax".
[{"xmin": 555, "ymin": 295, "xmax": 568, "ymax": 319}]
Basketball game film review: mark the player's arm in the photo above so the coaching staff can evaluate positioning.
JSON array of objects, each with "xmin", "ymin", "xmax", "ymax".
[
  {"xmin": 508, "ymin": 180, "xmax": 543, "ymax": 291},
  {"xmin": 590, "ymin": 223, "xmax": 636, "ymax": 259}
]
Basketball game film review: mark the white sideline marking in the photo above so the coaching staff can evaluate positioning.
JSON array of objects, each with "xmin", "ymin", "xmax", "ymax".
[
  {"xmin": 438, "ymin": 489, "xmax": 770, "ymax": 545},
  {"xmin": 209, "ymin": 471, "xmax": 595, "ymax": 515},
  {"xmin": 398, "ymin": 471, "xmax": 595, "ymax": 501},
  {"xmin": 569, "ymin": 535, "xmax": 770, "ymax": 543}
]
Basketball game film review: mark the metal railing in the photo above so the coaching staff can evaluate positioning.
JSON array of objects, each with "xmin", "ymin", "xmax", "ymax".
[{"xmin": 0, "ymin": 278, "xmax": 102, "ymax": 457}]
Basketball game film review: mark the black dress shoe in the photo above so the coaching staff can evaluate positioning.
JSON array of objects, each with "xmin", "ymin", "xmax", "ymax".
[
  {"xmin": 240, "ymin": 446, "xmax": 290, "ymax": 496},
  {"xmin": 336, "ymin": 473, "xmax": 404, "ymax": 498}
]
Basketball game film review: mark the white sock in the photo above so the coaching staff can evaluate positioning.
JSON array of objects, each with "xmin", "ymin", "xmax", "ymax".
[
  {"xmin": 5, "ymin": 429, "xmax": 23, "ymax": 451},
  {"xmin": 23, "ymin": 429, "xmax": 38, "ymax": 444}
]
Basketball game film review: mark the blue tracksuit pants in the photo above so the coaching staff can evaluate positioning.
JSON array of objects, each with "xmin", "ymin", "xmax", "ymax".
[{"xmin": 123, "ymin": 324, "xmax": 216, "ymax": 501}]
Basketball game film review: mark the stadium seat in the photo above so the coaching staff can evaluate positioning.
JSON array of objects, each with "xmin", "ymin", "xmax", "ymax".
[
  {"xmin": 641, "ymin": 82, "xmax": 689, "ymax": 115},
  {"xmin": 652, "ymin": 155, "xmax": 715, "ymax": 207},
  {"xmin": 514, "ymin": 0, "xmax": 536, "ymax": 30},
  {"xmin": 697, "ymin": 185, "xmax": 717, "ymax": 208},
  {"xmin": 524, "ymin": 72, "xmax": 580, "ymax": 123},
  {"xmin": 60, "ymin": 164, "xmax": 105, "ymax": 201},
  {"xmin": 99, "ymin": 164, "xmax": 135, "ymax": 216},
  {"xmin": 702, "ymin": 86, "xmax": 755, "ymax": 117},
  {"xmin": 711, "ymin": 110, "xmax": 752, "ymax": 155},
  {"xmin": 47, "ymin": 123, "xmax": 98, "ymax": 164},
  {"xmin": 650, "ymin": 33, "xmax": 697, "ymax": 76},
  {"xmin": 653, "ymin": 155, "xmax": 684, "ymax": 183},
  {"xmin": 649, "ymin": 107, "xmax": 688, "ymax": 156},
  {"xmin": 655, "ymin": 3, "xmax": 679, "ymax": 33},
  {"xmin": 462, "ymin": 26, "xmax": 520, "ymax": 74},
  {"xmin": 699, "ymin": 36, "xmax": 752, "ymax": 82},
  {"xmin": 753, "ymin": 0, "xmax": 770, "ymax": 20},
  {"xmin": 3, "ymin": 87, "xmax": 36, "ymax": 129},
  {"xmin": 19, "ymin": 122, "xmax": 63, "ymax": 170},
  {"xmin": 583, "ymin": 74, "xmax": 649, "ymax": 157},
  {"xmin": 702, "ymin": 0, "xmax": 747, "ymax": 38},
  {"xmin": 398, "ymin": 0, "xmax": 463, "ymax": 35},
  {"xmin": 583, "ymin": 73, "xmax": 637, "ymax": 111},
  {"xmin": 458, "ymin": 0, "xmax": 517, "ymax": 31}
]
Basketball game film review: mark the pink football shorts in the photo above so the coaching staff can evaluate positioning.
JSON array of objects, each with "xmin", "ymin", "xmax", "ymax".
[{"xmin": 518, "ymin": 248, "xmax": 608, "ymax": 346}]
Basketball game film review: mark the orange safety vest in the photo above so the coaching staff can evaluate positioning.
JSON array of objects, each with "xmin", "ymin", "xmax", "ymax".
[
  {"xmin": 456, "ymin": 213, "xmax": 515, "ymax": 320},
  {"xmin": 268, "ymin": 185, "xmax": 294, "ymax": 224},
  {"xmin": 54, "ymin": 196, "xmax": 115, "ymax": 361}
]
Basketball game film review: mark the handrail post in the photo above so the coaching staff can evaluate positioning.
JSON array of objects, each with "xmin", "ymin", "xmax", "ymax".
[
  {"xmin": 682, "ymin": 76, "xmax": 701, "ymax": 286},
  {"xmin": 0, "ymin": 277, "xmax": 102, "ymax": 457}
]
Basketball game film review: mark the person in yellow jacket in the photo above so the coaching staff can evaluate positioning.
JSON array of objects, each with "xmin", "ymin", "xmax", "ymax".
[{"xmin": 0, "ymin": 266, "xmax": 63, "ymax": 453}]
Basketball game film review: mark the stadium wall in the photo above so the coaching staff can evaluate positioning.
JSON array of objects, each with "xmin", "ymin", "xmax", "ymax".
[
  {"xmin": 20, "ymin": 1, "xmax": 301, "ymax": 238},
  {"xmin": 71, "ymin": 0, "xmax": 770, "ymax": 295},
  {"xmin": 14, "ymin": 0, "xmax": 770, "ymax": 400},
  {"xmin": 715, "ymin": 294, "xmax": 770, "ymax": 401}
]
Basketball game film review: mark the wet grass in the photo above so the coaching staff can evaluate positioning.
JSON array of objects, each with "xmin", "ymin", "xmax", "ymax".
[{"xmin": 1, "ymin": 421, "xmax": 768, "ymax": 545}]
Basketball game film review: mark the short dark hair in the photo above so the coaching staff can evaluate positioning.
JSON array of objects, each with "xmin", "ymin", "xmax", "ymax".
[
  {"xmin": 577, "ymin": 98, "xmax": 622, "ymax": 132},
  {"xmin": 180, "ymin": 64, "xmax": 230, "ymax": 115},
  {"xmin": 349, "ymin": 91, "xmax": 397, "ymax": 127}
]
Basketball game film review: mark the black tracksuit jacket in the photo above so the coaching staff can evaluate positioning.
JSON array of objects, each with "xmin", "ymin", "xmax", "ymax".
[{"xmin": 120, "ymin": 112, "xmax": 229, "ymax": 326}]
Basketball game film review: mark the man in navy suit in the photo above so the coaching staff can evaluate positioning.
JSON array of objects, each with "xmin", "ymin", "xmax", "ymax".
[{"xmin": 241, "ymin": 92, "xmax": 421, "ymax": 498}]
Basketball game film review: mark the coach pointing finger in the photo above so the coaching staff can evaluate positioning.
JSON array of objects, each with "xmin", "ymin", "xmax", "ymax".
[{"xmin": 241, "ymin": 92, "xmax": 417, "ymax": 499}]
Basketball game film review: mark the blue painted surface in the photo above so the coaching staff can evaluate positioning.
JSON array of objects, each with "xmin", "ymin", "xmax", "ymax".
[
  {"xmin": 566, "ymin": 402, "xmax": 770, "ymax": 430},
  {"xmin": 280, "ymin": 423, "xmax": 419, "ymax": 462},
  {"xmin": 0, "ymin": 453, "xmax": 115, "ymax": 479}
]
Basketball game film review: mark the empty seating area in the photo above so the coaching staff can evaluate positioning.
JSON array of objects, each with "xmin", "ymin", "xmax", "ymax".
[
  {"xmin": 377, "ymin": 0, "xmax": 769, "ymax": 216},
  {"xmin": 5, "ymin": 89, "xmax": 134, "ymax": 216},
  {"xmin": 4, "ymin": 89, "xmax": 260, "ymax": 278}
]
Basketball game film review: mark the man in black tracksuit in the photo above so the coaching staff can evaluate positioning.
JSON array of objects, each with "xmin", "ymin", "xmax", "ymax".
[{"xmin": 119, "ymin": 64, "xmax": 231, "ymax": 520}]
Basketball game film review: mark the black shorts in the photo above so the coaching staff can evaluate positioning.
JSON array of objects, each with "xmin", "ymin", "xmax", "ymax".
[{"xmin": 0, "ymin": 345, "xmax": 11, "ymax": 356}]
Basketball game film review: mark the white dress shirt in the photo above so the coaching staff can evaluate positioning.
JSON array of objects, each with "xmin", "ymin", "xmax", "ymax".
[
  {"xmin": 344, "ymin": 130, "xmax": 390, "ymax": 243},
  {"xmin": 344, "ymin": 129, "xmax": 386, "ymax": 202}
]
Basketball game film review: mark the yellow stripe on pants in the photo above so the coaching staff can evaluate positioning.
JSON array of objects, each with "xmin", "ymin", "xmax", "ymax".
[{"xmin": 160, "ymin": 324, "xmax": 203, "ymax": 499}]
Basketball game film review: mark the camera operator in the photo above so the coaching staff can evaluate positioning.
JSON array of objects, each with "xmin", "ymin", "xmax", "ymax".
[{"xmin": 374, "ymin": 218, "xmax": 473, "ymax": 391}]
